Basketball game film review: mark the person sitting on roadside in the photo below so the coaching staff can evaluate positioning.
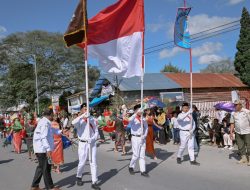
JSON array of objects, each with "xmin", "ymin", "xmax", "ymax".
[
  {"xmin": 212, "ymin": 118, "xmax": 223, "ymax": 148},
  {"xmin": 221, "ymin": 118, "xmax": 234, "ymax": 150}
]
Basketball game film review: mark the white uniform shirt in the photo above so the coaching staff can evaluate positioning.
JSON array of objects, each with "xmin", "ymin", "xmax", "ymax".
[
  {"xmin": 230, "ymin": 108, "xmax": 250, "ymax": 135},
  {"xmin": 33, "ymin": 117, "xmax": 61, "ymax": 153},
  {"xmin": 72, "ymin": 114, "xmax": 99, "ymax": 142},
  {"xmin": 171, "ymin": 117, "xmax": 179, "ymax": 129},
  {"xmin": 129, "ymin": 114, "xmax": 148, "ymax": 138},
  {"xmin": 177, "ymin": 111, "xmax": 196, "ymax": 132}
]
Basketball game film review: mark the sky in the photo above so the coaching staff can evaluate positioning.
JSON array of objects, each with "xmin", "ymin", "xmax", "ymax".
[{"xmin": 0, "ymin": 0, "xmax": 249, "ymax": 73}]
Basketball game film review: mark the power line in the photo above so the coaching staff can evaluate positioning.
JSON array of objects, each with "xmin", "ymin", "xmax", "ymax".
[
  {"xmin": 145, "ymin": 20, "xmax": 240, "ymax": 51},
  {"xmin": 145, "ymin": 27, "xmax": 240, "ymax": 55}
]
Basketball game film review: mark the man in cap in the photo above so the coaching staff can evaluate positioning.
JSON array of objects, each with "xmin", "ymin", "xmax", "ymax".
[
  {"xmin": 176, "ymin": 102, "xmax": 200, "ymax": 166},
  {"xmin": 31, "ymin": 109, "xmax": 61, "ymax": 190},
  {"xmin": 230, "ymin": 100, "xmax": 250, "ymax": 166},
  {"xmin": 128, "ymin": 104, "xmax": 149, "ymax": 177},
  {"xmin": 72, "ymin": 103, "xmax": 100, "ymax": 190}
]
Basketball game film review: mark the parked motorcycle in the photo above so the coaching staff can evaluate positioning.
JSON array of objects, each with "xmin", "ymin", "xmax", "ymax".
[{"xmin": 197, "ymin": 115, "xmax": 211, "ymax": 141}]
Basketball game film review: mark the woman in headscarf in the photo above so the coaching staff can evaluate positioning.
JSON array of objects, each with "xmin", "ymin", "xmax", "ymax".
[
  {"xmin": 51, "ymin": 115, "xmax": 64, "ymax": 174},
  {"xmin": 10, "ymin": 114, "xmax": 23, "ymax": 154},
  {"xmin": 145, "ymin": 109, "xmax": 163, "ymax": 160},
  {"xmin": 24, "ymin": 115, "xmax": 36, "ymax": 160}
]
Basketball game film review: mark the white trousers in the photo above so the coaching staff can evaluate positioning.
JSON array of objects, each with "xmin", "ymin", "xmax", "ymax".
[
  {"xmin": 76, "ymin": 142, "xmax": 98, "ymax": 183},
  {"xmin": 177, "ymin": 131, "xmax": 195, "ymax": 161},
  {"xmin": 223, "ymin": 133, "xmax": 233, "ymax": 146},
  {"xmin": 129, "ymin": 136, "xmax": 146, "ymax": 172}
]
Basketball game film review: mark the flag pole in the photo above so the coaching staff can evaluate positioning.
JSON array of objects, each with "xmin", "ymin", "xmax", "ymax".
[
  {"xmin": 82, "ymin": 0, "xmax": 92, "ymax": 164},
  {"xmin": 184, "ymin": 0, "xmax": 193, "ymax": 130},
  {"xmin": 140, "ymin": 1, "xmax": 145, "ymax": 136},
  {"xmin": 189, "ymin": 48, "xmax": 193, "ymax": 109}
]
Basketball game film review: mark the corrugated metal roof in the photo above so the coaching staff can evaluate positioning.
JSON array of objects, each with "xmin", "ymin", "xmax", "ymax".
[
  {"xmin": 103, "ymin": 73, "xmax": 181, "ymax": 91},
  {"xmin": 165, "ymin": 73, "xmax": 247, "ymax": 88}
]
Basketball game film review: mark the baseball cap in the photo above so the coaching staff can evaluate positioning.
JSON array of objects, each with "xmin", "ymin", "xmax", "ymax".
[{"xmin": 233, "ymin": 100, "xmax": 241, "ymax": 105}]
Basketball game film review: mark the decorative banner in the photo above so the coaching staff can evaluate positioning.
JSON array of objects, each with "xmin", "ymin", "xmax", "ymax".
[
  {"xmin": 231, "ymin": 90, "xmax": 240, "ymax": 102},
  {"xmin": 174, "ymin": 7, "xmax": 191, "ymax": 49}
]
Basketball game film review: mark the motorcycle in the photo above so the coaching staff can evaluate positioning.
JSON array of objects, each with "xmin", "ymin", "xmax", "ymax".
[{"xmin": 197, "ymin": 115, "xmax": 211, "ymax": 141}]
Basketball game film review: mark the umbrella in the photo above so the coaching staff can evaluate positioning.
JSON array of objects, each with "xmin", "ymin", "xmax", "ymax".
[
  {"xmin": 148, "ymin": 98, "xmax": 166, "ymax": 108},
  {"xmin": 214, "ymin": 102, "xmax": 235, "ymax": 112},
  {"xmin": 90, "ymin": 95, "xmax": 109, "ymax": 107}
]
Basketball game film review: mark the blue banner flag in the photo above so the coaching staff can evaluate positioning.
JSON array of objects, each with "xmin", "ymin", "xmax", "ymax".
[{"xmin": 174, "ymin": 7, "xmax": 191, "ymax": 49}]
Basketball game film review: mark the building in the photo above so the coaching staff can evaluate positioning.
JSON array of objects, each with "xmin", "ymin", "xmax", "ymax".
[
  {"xmin": 66, "ymin": 91, "xmax": 87, "ymax": 113},
  {"xmin": 67, "ymin": 73, "xmax": 250, "ymax": 116}
]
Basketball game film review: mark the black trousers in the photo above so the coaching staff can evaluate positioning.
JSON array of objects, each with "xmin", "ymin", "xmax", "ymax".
[
  {"xmin": 98, "ymin": 128, "xmax": 105, "ymax": 140},
  {"xmin": 31, "ymin": 153, "xmax": 54, "ymax": 189}
]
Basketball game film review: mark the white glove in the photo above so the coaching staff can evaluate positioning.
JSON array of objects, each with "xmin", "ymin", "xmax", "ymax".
[
  {"xmin": 87, "ymin": 138, "xmax": 93, "ymax": 144},
  {"xmin": 82, "ymin": 112, "xmax": 90, "ymax": 118},
  {"xmin": 137, "ymin": 108, "xmax": 143, "ymax": 114},
  {"xmin": 87, "ymin": 137, "xmax": 96, "ymax": 144},
  {"xmin": 187, "ymin": 109, "xmax": 193, "ymax": 114}
]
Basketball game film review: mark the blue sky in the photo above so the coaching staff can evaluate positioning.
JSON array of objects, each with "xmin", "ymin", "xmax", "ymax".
[{"xmin": 0, "ymin": 0, "xmax": 249, "ymax": 73}]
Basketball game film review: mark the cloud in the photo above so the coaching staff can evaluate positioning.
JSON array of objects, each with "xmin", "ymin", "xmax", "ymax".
[
  {"xmin": 189, "ymin": 14, "xmax": 238, "ymax": 35},
  {"xmin": 228, "ymin": 0, "xmax": 245, "ymax": 5},
  {"xmin": 0, "ymin": 26, "xmax": 7, "ymax": 40},
  {"xmin": 192, "ymin": 42, "xmax": 223, "ymax": 57},
  {"xmin": 167, "ymin": 14, "xmax": 238, "ymax": 36},
  {"xmin": 147, "ymin": 23, "xmax": 166, "ymax": 33},
  {"xmin": 159, "ymin": 42, "xmax": 223, "ymax": 59},
  {"xmin": 198, "ymin": 54, "xmax": 225, "ymax": 64},
  {"xmin": 159, "ymin": 47, "xmax": 184, "ymax": 59}
]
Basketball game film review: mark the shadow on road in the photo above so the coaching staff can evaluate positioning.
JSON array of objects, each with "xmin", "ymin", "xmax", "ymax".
[
  {"xmin": 0, "ymin": 159, "xmax": 14, "ymax": 164},
  {"xmin": 99, "ymin": 163, "xmax": 129, "ymax": 186},
  {"xmin": 61, "ymin": 160, "xmax": 79, "ymax": 172},
  {"xmin": 55, "ymin": 172, "xmax": 91, "ymax": 188},
  {"xmin": 147, "ymin": 149, "xmax": 174, "ymax": 173},
  {"xmin": 98, "ymin": 169, "xmax": 118, "ymax": 186}
]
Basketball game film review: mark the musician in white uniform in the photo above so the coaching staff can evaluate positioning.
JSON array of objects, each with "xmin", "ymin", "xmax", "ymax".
[
  {"xmin": 177, "ymin": 102, "xmax": 200, "ymax": 166},
  {"xmin": 128, "ymin": 104, "xmax": 149, "ymax": 177},
  {"xmin": 72, "ymin": 103, "xmax": 100, "ymax": 190}
]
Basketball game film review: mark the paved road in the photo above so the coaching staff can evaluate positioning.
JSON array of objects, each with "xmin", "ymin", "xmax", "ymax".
[{"xmin": 0, "ymin": 139, "xmax": 250, "ymax": 190}]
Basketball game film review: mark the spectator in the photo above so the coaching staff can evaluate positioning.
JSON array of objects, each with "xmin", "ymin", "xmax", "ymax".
[
  {"xmin": 171, "ymin": 112, "xmax": 180, "ymax": 145},
  {"xmin": 212, "ymin": 119, "xmax": 223, "ymax": 148},
  {"xmin": 114, "ymin": 113, "xmax": 126, "ymax": 155},
  {"xmin": 222, "ymin": 118, "xmax": 234, "ymax": 150},
  {"xmin": 230, "ymin": 100, "xmax": 250, "ymax": 166}
]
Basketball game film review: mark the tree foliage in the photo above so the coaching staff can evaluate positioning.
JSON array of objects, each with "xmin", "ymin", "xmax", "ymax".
[
  {"xmin": 201, "ymin": 59, "xmax": 236, "ymax": 73},
  {"xmin": 0, "ymin": 30, "xmax": 100, "ymax": 109},
  {"xmin": 160, "ymin": 62, "xmax": 185, "ymax": 73},
  {"xmin": 234, "ymin": 7, "xmax": 250, "ymax": 86}
]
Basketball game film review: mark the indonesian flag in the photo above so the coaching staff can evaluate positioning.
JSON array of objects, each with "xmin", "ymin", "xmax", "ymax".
[{"xmin": 81, "ymin": 0, "xmax": 145, "ymax": 78}]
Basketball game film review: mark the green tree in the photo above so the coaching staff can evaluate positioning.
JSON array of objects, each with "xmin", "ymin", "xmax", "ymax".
[
  {"xmin": 161, "ymin": 62, "xmax": 185, "ymax": 73},
  {"xmin": 201, "ymin": 59, "xmax": 236, "ymax": 73},
  {"xmin": 234, "ymin": 7, "xmax": 250, "ymax": 86},
  {"xmin": 0, "ymin": 30, "xmax": 100, "ymax": 109}
]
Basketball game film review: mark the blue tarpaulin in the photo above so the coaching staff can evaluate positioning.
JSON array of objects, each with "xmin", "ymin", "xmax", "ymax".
[{"xmin": 90, "ymin": 95, "xmax": 109, "ymax": 107}]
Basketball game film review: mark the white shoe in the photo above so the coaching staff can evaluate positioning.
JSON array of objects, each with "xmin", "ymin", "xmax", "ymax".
[
  {"xmin": 228, "ymin": 146, "xmax": 233, "ymax": 150},
  {"xmin": 224, "ymin": 146, "xmax": 228, "ymax": 149}
]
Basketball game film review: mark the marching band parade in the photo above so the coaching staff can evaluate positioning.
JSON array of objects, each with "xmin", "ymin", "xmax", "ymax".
[{"xmin": 0, "ymin": 0, "xmax": 250, "ymax": 190}]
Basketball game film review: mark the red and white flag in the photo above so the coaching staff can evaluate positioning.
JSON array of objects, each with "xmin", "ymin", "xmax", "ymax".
[{"xmin": 82, "ymin": 0, "xmax": 145, "ymax": 78}]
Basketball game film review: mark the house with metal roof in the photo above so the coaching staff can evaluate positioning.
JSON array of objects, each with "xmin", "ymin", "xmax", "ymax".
[{"xmin": 67, "ymin": 73, "xmax": 250, "ymax": 116}]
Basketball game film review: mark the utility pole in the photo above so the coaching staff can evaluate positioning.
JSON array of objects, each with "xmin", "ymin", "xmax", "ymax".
[{"xmin": 33, "ymin": 55, "xmax": 40, "ymax": 115}]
